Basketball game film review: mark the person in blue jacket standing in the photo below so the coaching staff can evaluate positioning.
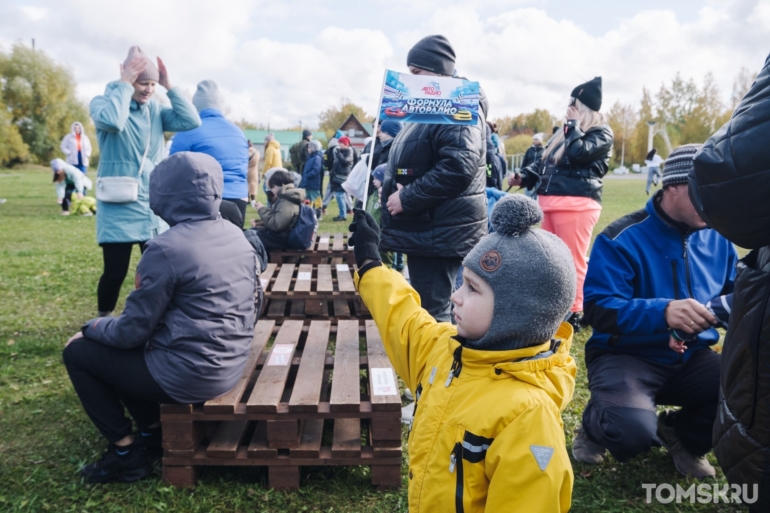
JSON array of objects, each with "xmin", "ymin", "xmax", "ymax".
[
  {"xmin": 170, "ymin": 80, "xmax": 249, "ymax": 220},
  {"xmin": 299, "ymin": 140, "xmax": 324, "ymax": 219},
  {"xmin": 574, "ymin": 145, "xmax": 738, "ymax": 480},
  {"xmin": 90, "ymin": 46, "xmax": 200, "ymax": 317}
]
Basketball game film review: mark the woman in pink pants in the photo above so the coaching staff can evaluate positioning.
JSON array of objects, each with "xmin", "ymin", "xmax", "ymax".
[{"xmin": 509, "ymin": 77, "xmax": 613, "ymax": 332}]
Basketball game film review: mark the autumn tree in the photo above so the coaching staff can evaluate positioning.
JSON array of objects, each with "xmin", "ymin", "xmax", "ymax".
[
  {"xmin": 0, "ymin": 43, "xmax": 92, "ymax": 165},
  {"xmin": 605, "ymin": 101, "xmax": 637, "ymax": 166},
  {"xmin": 318, "ymin": 98, "xmax": 373, "ymax": 139}
]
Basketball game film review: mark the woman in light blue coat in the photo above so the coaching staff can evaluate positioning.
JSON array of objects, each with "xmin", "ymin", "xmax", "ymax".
[{"xmin": 90, "ymin": 46, "xmax": 200, "ymax": 316}]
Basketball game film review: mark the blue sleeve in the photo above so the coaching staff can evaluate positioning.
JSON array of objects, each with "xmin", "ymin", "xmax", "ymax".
[
  {"xmin": 168, "ymin": 130, "xmax": 193, "ymax": 155},
  {"xmin": 584, "ymin": 234, "xmax": 670, "ymax": 337},
  {"xmin": 89, "ymin": 82, "xmax": 134, "ymax": 133},
  {"xmin": 160, "ymin": 87, "xmax": 201, "ymax": 133}
]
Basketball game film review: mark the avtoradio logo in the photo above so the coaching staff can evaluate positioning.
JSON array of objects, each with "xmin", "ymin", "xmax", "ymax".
[{"xmin": 421, "ymin": 81, "xmax": 442, "ymax": 96}]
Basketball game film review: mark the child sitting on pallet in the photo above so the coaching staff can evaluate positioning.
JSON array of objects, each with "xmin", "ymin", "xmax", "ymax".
[
  {"xmin": 349, "ymin": 194, "xmax": 577, "ymax": 512},
  {"xmin": 63, "ymin": 153, "xmax": 258, "ymax": 484}
]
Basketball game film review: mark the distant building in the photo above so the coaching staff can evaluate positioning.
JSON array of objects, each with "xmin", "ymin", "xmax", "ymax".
[
  {"xmin": 242, "ymin": 129, "xmax": 327, "ymax": 162},
  {"xmin": 337, "ymin": 114, "xmax": 373, "ymax": 151}
]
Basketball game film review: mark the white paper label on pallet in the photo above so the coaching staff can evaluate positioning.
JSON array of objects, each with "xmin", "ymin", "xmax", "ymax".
[
  {"xmin": 336, "ymin": 264, "xmax": 350, "ymax": 273},
  {"xmin": 371, "ymin": 368, "xmax": 398, "ymax": 396},
  {"xmin": 267, "ymin": 344, "xmax": 294, "ymax": 366},
  {"xmin": 319, "ymin": 237, "xmax": 330, "ymax": 244},
  {"xmin": 297, "ymin": 272, "xmax": 312, "ymax": 281}
]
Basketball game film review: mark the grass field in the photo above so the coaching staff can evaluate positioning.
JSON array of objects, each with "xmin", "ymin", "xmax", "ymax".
[{"xmin": 0, "ymin": 167, "xmax": 744, "ymax": 512}]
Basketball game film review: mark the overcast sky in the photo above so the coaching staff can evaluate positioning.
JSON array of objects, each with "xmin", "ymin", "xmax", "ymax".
[{"xmin": 1, "ymin": 0, "xmax": 768, "ymax": 128}]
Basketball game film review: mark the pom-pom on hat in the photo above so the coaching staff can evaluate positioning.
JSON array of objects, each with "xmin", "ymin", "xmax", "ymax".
[
  {"xmin": 463, "ymin": 194, "xmax": 576, "ymax": 350},
  {"xmin": 123, "ymin": 46, "xmax": 159, "ymax": 83},
  {"xmin": 571, "ymin": 76, "xmax": 602, "ymax": 112},
  {"xmin": 662, "ymin": 144, "xmax": 702, "ymax": 188}
]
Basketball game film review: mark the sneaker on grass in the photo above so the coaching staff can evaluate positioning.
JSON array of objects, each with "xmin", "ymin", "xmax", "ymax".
[
  {"xmin": 572, "ymin": 425, "xmax": 606, "ymax": 464},
  {"xmin": 80, "ymin": 444, "xmax": 151, "ymax": 484},
  {"xmin": 657, "ymin": 410, "xmax": 716, "ymax": 479}
]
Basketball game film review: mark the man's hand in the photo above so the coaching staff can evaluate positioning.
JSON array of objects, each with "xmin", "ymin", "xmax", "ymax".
[
  {"xmin": 157, "ymin": 57, "xmax": 172, "ymax": 90},
  {"xmin": 669, "ymin": 335, "xmax": 687, "ymax": 354},
  {"xmin": 348, "ymin": 209, "xmax": 381, "ymax": 268},
  {"xmin": 66, "ymin": 331, "xmax": 84, "ymax": 348},
  {"xmin": 120, "ymin": 57, "xmax": 146, "ymax": 84},
  {"xmin": 665, "ymin": 298, "xmax": 717, "ymax": 334},
  {"xmin": 254, "ymin": 202, "xmax": 264, "ymax": 210},
  {"xmin": 507, "ymin": 173, "xmax": 522, "ymax": 188},
  {"xmin": 386, "ymin": 184, "xmax": 404, "ymax": 215}
]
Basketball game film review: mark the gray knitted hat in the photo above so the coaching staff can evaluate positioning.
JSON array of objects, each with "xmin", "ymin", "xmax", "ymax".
[
  {"xmin": 192, "ymin": 80, "xmax": 223, "ymax": 112},
  {"xmin": 463, "ymin": 195, "xmax": 576, "ymax": 350},
  {"xmin": 662, "ymin": 144, "xmax": 702, "ymax": 188},
  {"xmin": 123, "ymin": 46, "xmax": 159, "ymax": 83}
]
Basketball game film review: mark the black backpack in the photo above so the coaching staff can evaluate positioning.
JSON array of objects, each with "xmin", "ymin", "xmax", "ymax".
[{"xmin": 287, "ymin": 204, "xmax": 318, "ymax": 249}]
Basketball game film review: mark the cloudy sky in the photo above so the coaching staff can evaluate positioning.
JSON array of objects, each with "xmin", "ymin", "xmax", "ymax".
[{"xmin": 1, "ymin": 0, "xmax": 768, "ymax": 128}]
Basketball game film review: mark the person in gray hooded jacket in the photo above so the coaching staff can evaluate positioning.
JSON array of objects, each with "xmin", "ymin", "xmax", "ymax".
[{"xmin": 62, "ymin": 152, "xmax": 257, "ymax": 484}]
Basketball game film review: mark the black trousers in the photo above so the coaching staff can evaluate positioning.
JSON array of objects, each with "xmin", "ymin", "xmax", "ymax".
[
  {"xmin": 582, "ymin": 349, "xmax": 721, "ymax": 460},
  {"xmin": 223, "ymin": 198, "xmax": 247, "ymax": 224},
  {"xmin": 406, "ymin": 255, "xmax": 463, "ymax": 323},
  {"xmin": 97, "ymin": 241, "xmax": 146, "ymax": 313},
  {"xmin": 62, "ymin": 339, "xmax": 174, "ymax": 444},
  {"xmin": 255, "ymin": 228, "xmax": 290, "ymax": 256},
  {"xmin": 61, "ymin": 184, "xmax": 76, "ymax": 211}
]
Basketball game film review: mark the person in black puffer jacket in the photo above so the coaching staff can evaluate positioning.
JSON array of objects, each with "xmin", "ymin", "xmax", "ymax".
[
  {"xmin": 380, "ymin": 34, "xmax": 488, "ymax": 322},
  {"xmin": 690, "ymin": 52, "xmax": 770, "ymax": 513},
  {"xmin": 509, "ymin": 77, "xmax": 613, "ymax": 331}
]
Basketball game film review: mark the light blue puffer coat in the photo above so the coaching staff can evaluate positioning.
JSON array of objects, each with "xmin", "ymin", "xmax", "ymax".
[{"xmin": 90, "ymin": 81, "xmax": 200, "ymax": 243}]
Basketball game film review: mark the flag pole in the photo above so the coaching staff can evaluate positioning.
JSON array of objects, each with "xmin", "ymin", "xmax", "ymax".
[{"xmin": 361, "ymin": 71, "xmax": 388, "ymax": 212}]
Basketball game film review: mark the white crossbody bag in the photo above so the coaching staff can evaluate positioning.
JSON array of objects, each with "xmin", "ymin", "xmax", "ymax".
[{"xmin": 96, "ymin": 110, "xmax": 151, "ymax": 203}]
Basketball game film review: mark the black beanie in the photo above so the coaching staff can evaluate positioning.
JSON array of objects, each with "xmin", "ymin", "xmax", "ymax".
[
  {"xmin": 407, "ymin": 35, "xmax": 456, "ymax": 76},
  {"xmin": 571, "ymin": 76, "xmax": 602, "ymax": 112}
]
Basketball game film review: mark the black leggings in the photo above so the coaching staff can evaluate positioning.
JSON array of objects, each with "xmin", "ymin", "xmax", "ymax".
[
  {"xmin": 63, "ymin": 339, "xmax": 174, "ymax": 443},
  {"xmin": 223, "ymin": 198, "xmax": 247, "ymax": 224},
  {"xmin": 97, "ymin": 242, "xmax": 146, "ymax": 313}
]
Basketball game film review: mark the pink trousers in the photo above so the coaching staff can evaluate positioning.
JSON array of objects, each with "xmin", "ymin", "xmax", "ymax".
[{"xmin": 541, "ymin": 208, "xmax": 601, "ymax": 312}]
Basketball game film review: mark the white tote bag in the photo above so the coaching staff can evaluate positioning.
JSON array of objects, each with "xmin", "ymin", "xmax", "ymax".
[
  {"xmin": 96, "ymin": 111, "xmax": 151, "ymax": 203},
  {"xmin": 342, "ymin": 154, "xmax": 370, "ymax": 200}
]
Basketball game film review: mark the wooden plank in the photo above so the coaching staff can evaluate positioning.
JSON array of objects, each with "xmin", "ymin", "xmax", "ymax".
[
  {"xmin": 294, "ymin": 264, "xmax": 313, "ymax": 293},
  {"xmin": 206, "ymin": 420, "xmax": 249, "ymax": 458},
  {"xmin": 332, "ymin": 418, "xmax": 361, "ymax": 458},
  {"xmin": 266, "ymin": 299, "xmax": 286, "ymax": 318},
  {"xmin": 246, "ymin": 321, "xmax": 304, "ymax": 413},
  {"xmin": 204, "ymin": 320, "xmax": 275, "ymax": 413},
  {"xmin": 371, "ymin": 418, "xmax": 402, "ymax": 441},
  {"xmin": 288, "ymin": 321, "xmax": 331, "ymax": 412},
  {"xmin": 269, "ymin": 466, "xmax": 300, "ymax": 490},
  {"xmin": 336, "ymin": 264, "xmax": 356, "ymax": 293},
  {"xmin": 333, "ymin": 299, "xmax": 352, "ymax": 318},
  {"xmin": 292, "ymin": 419, "xmax": 324, "ymax": 458},
  {"xmin": 330, "ymin": 320, "xmax": 361, "ymax": 412},
  {"xmin": 260, "ymin": 263, "xmax": 279, "ymax": 290},
  {"xmin": 289, "ymin": 299, "xmax": 305, "ymax": 318},
  {"xmin": 163, "ymin": 466, "xmax": 198, "ymax": 488},
  {"xmin": 316, "ymin": 264, "xmax": 333, "ymax": 293},
  {"xmin": 246, "ymin": 421, "xmax": 277, "ymax": 458},
  {"xmin": 303, "ymin": 297, "xmax": 325, "ymax": 316},
  {"xmin": 366, "ymin": 320, "xmax": 402, "ymax": 412},
  {"xmin": 163, "ymin": 446, "xmax": 401, "ymax": 466},
  {"xmin": 271, "ymin": 263, "xmax": 295, "ymax": 293},
  {"xmin": 332, "ymin": 232, "xmax": 345, "ymax": 251},
  {"xmin": 317, "ymin": 233, "xmax": 330, "ymax": 252}
]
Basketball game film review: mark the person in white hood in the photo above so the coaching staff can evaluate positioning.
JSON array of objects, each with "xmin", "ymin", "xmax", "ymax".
[{"xmin": 60, "ymin": 121, "xmax": 93, "ymax": 174}]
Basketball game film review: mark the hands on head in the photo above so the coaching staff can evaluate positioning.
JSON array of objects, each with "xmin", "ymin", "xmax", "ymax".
[{"xmin": 119, "ymin": 56, "xmax": 171, "ymax": 90}]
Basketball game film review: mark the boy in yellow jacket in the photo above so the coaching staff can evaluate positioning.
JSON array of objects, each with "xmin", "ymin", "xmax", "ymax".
[{"xmin": 350, "ymin": 194, "xmax": 577, "ymax": 512}]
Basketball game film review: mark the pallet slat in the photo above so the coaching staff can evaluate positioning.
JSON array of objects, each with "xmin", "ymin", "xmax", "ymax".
[
  {"xmin": 365, "ymin": 320, "xmax": 402, "ymax": 412},
  {"xmin": 288, "ymin": 321, "xmax": 331, "ymax": 412},
  {"xmin": 330, "ymin": 321, "xmax": 361, "ymax": 412},
  {"xmin": 246, "ymin": 321, "xmax": 304, "ymax": 413},
  {"xmin": 207, "ymin": 420, "xmax": 249, "ymax": 458}
]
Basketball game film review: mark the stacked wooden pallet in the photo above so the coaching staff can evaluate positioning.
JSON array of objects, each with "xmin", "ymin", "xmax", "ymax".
[{"xmin": 268, "ymin": 232, "xmax": 354, "ymax": 266}]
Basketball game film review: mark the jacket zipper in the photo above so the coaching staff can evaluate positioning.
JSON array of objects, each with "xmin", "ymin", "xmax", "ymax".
[
  {"xmin": 748, "ymin": 270, "xmax": 770, "ymax": 429},
  {"xmin": 444, "ymin": 346, "xmax": 463, "ymax": 387},
  {"xmin": 449, "ymin": 442, "xmax": 464, "ymax": 513},
  {"xmin": 682, "ymin": 236, "xmax": 694, "ymax": 298}
]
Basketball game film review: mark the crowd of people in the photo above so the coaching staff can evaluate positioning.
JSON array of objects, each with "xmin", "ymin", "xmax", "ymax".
[{"xmin": 52, "ymin": 35, "xmax": 770, "ymax": 513}]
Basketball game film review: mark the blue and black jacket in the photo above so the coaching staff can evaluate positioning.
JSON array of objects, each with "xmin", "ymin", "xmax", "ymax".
[{"xmin": 584, "ymin": 191, "xmax": 738, "ymax": 365}]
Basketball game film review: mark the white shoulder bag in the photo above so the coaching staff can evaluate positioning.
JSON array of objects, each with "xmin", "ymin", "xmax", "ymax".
[{"xmin": 96, "ymin": 109, "xmax": 151, "ymax": 203}]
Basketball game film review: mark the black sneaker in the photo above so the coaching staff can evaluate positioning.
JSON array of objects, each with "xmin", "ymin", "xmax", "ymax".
[
  {"xmin": 80, "ymin": 445, "xmax": 151, "ymax": 484},
  {"xmin": 332, "ymin": 216, "xmax": 347, "ymax": 222},
  {"xmin": 134, "ymin": 427, "xmax": 163, "ymax": 462}
]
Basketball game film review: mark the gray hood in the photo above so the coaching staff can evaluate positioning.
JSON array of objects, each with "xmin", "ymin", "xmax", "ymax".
[{"xmin": 150, "ymin": 152, "xmax": 222, "ymax": 226}]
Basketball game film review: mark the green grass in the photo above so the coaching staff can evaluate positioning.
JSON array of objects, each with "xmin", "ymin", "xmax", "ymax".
[{"xmin": 0, "ymin": 168, "xmax": 742, "ymax": 512}]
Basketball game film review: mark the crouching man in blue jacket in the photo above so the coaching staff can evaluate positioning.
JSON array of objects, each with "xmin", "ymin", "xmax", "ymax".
[
  {"xmin": 63, "ymin": 152, "xmax": 258, "ymax": 484},
  {"xmin": 574, "ymin": 144, "xmax": 738, "ymax": 479}
]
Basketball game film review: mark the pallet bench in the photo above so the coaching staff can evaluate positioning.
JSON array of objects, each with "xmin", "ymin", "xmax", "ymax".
[
  {"xmin": 260, "ymin": 262, "xmax": 370, "ymax": 321},
  {"xmin": 268, "ymin": 232, "xmax": 354, "ymax": 265},
  {"xmin": 160, "ymin": 319, "xmax": 402, "ymax": 490}
]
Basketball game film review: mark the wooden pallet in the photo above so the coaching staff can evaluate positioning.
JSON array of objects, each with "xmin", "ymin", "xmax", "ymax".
[
  {"xmin": 260, "ymin": 263, "xmax": 370, "ymax": 321},
  {"xmin": 161, "ymin": 320, "xmax": 402, "ymax": 490},
  {"xmin": 268, "ymin": 232, "xmax": 355, "ymax": 265}
]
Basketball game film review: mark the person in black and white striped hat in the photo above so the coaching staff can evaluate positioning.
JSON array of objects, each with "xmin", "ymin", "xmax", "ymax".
[{"xmin": 661, "ymin": 144, "xmax": 702, "ymax": 188}]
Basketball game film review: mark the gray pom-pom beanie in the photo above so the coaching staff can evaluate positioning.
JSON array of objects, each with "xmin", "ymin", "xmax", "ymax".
[{"xmin": 462, "ymin": 194, "xmax": 576, "ymax": 350}]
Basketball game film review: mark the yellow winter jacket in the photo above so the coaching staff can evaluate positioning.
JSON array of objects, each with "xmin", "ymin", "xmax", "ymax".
[
  {"xmin": 262, "ymin": 140, "xmax": 282, "ymax": 176},
  {"xmin": 356, "ymin": 265, "xmax": 576, "ymax": 513}
]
